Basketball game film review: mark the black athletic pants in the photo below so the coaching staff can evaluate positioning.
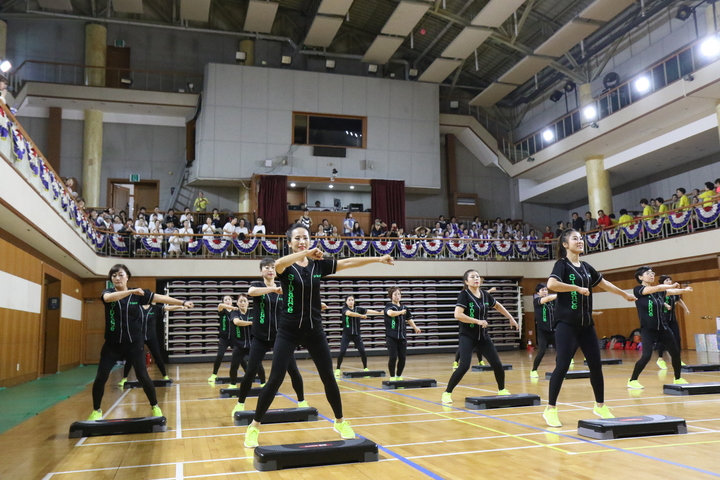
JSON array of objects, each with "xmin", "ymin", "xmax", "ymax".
[
  {"xmin": 212, "ymin": 337, "xmax": 233, "ymax": 375},
  {"xmin": 632, "ymin": 327, "xmax": 682, "ymax": 380},
  {"xmin": 236, "ymin": 337, "xmax": 296, "ymax": 404},
  {"xmin": 657, "ymin": 321, "xmax": 682, "ymax": 358},
  {"xmin": 454, "ymin": 347, "xmax": 482, "ymax": 364},
  {"xmin": 532, "ymin": 329, "xmax": 556, "ymax": 372},
  {"xmin": 253, "ymin": 328, "xmax": 337, "ymax": 422},
  {"xmin": 336, "ymin": 332, "xmax": 367, "ymax": 370},
  {"xmin": 447, "ymin": 334, "xmax": 504, "ymax": 392},
  {"xmin": 386, "ymin": 336, "xmax": 407, "ymax": 377},
  {"xmin": 548, "ymin": 322, "xmax": 604, "ymax": 406},
  {"xmin": 122, "ymin": 335, "xmax": 167, "ymax": 378},
  {"xmin": 93, "ymin": 341, "xmax": 157, "ymax": 410},
  {"xmin": 229, "ymin": 346, "xmax": 250, "ymax": 385}
]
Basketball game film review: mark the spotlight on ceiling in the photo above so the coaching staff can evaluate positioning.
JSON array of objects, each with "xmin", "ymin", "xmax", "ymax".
[
  {"xmin": 564, "ymin": 81, "xmax": 576, "ymax": 93},
  {"xmin": 676, "ymin": 5, "xmax": 692, "ymax": 21},
  {"xmin": 634, "ymin": 76, "xmax": 651, "ymax": 93},
  {"xmin": 701, "ymin": 36, "xmax": 720, "ymax": 58},
  {"xmin": 542, "ymin": 129, "xmax": 554, "ymax": 142},
  {"xmin": 582, "ymin": 105, "xmax": 597, "ymax": 121},
  {"xmin": 0, "ymin": 60, "xmax": 11, "ymax": 73}
]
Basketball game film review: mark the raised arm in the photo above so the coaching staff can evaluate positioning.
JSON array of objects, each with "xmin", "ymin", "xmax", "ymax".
[
  {"xmin": 336, "ymin": 254, "xmax": 394, "ymax": 272},
  {"xmin": 217, "ymin": 303, "xmax": 237, "ymax": 312},
  {"xmin": 365, "ymin": 309, "xmax": 384, "ymax": 315},
  {"xmin": 386, "ymin": 309, "xmax": 407, "ymax": 317},
  {"xmin": 539, "ymin": 294, "xmax": 557, "ymax": 304},
  {"xmin": 248, "ymin": 285, "xmax": 282, "ymax": 296},
  {"xmin": 154, "ymin": 293, "xmax": 193, "ymax": 307},
  {"xmin": 667, "ymin": 286, "xmax": 692, "ymax": 296},
  {"xmin": 494, "ymin": 303, "xmax": 519, "ymax": 330},
  {"xmin": 637, "ymin": 282, "xmax": 679, "ymax": 295},
  {"xmin": 596, "ymin": 278, "xmax": 636, "ymax": 301},
  {"xmin": 232, "ymin": 317, "xmax": 252, "ymax": 327},
  {"xmin": 163, "ymin": 305, "xmax": 189, "ymax": 312},
  {"xmin": 547, "ymin": 277, "xmax": 588, "ymax": 296},
  {"xmin": 344, "ymin": 311, "xmax": 366, "ymax": 318},
  {"xmin": 274, "ymin": 248, "xmax": 320, "ymax": 274},
  {"xmin": 102, "ymin": 288, "xmax": 144, "ymax": 303}
]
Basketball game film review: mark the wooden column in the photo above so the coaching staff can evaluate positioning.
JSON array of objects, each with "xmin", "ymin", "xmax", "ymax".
[
  {"xmin": 46, "ymin": 107, "xmax": 62, "ymax": 172},
  {"xmin": 445, "ymin": 134, "xmax": 457, "ymax": 217}
]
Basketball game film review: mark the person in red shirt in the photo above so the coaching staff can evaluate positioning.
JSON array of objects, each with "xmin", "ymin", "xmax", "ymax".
[
  {"xmin": 542, "ymin": 225, "xmax": 554, "ymax": 239},
  {"xmin": 596, "ymin": 210, "xmax": 612, "ymax": 229}
]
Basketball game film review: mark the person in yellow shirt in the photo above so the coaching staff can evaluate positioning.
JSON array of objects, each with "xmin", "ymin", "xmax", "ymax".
[
  {"xmin": 618, "ymin": 209, "xmax": 634, "ymax": 225},
  {"xmin": 194, "ymin": 191, "xmax": 209, "ymax": 212},
  {"xmin": 676, "ymin": 188, "xmax": 690, "ymax": 210},
  {"xmin": 698, "ymin": 182, "xmax": 715, "ymax": 206},
  {"xmin": 640, "ymin": 198, "xmax": 654, "ymax": 217},
  {"xmin": 656, "ymin": 197, "xmax": 669, "ymax": 215}
]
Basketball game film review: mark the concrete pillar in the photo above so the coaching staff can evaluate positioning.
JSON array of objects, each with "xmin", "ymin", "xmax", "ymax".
[
  {"xmin": 239, "ymin": 184, "xmax": 250, "ymax": 214},
  {"xmin": 0, "ymin": 20, "xmax": 7, "ymax": 60},
  {"xmin": 585, "ymin": 155, "xmax": 613, "ymax": 216},
  {"xmin": 578, "ymin": 83, "xmax": 593, "ymax": 107},
  {"xmin": 82, "ymin": 110, "xmax": 103, "ymax": 206},
  {"xmin": 239, "ymin": 39, "xmax": 255, "ymax": 66},
  {"xmin": 85, "ymin": 24, "xmax": 107, "ymax": 87}
]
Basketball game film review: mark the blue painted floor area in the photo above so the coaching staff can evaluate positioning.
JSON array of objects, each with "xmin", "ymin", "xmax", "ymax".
[{"xmin": 0, "ymin": 365, "xmax": 99, "ymax": 434}]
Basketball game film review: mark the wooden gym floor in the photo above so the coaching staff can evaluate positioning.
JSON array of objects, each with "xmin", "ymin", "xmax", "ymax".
[{"xmin": 3, "ymin": 349, "xmax": 720, "ymax": 479}]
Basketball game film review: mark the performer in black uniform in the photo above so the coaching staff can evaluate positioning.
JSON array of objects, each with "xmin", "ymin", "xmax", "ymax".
[
  {"xmin": 656, "ymin": 274, "xmax": 690, "ymax": 370},
  {"xmin": 441, "ymin": 270, "xmax": 518, "ymax": 404},
  {"xmin": 228, "ymin": 294, "xmax": 253, "ymax": 387},
  {"xmin": 89, "ymin": 264, "xmax": 191, "ymax": 420},
  {"xmin": 384, "ymin": 286, "xmax": 422, "ymax": 381},
  {"xmin": 208, "ymin": 295, "xmax": 239, "ymax": 383},
  {"xmin": 334, "ymin": 295, "xmax": 383, "ymax": 377},
  {"xmin": 243, "ymin": 223, "xmax": 395, "ymax": 448},
  {"xmin": 542, "ymin": 229, "xmax": 635, "ymax": 428},
  {"xmin": 530, "ymin": 283, "xmax": 557, "ymax": 378},
  {"xmin": 451, "ymin": 287, "xmax": 496, "ymax": 370},
  {"xmin": 231, "ymin": 258, "xmax": 303, "ymax": 416},
  {"xmin": 627, "ymin": 267, "xmax": 692, "ymax": 389}
]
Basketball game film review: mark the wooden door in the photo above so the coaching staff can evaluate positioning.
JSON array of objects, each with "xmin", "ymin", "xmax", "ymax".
[
  {"xmin": 112, "ymin": 185, "xmax": 130, "ymax": 214},
  {"xmin": 678, "ymin": 280, "xmax": 720, "ymax": 349},
  {"xmin": 134, "ymin": 182, "xmax": 160, "ymax": 212},
  {"xmin": 42, "ymin": 275, "xmax": 61, "ymax": 374},
  {"xmin": 287, "ymin": 188, "xmax": 305, "ymax": 207},
  {"xmin": 105, "ymin": 46, "xmax": 131, "ymax": 89}
]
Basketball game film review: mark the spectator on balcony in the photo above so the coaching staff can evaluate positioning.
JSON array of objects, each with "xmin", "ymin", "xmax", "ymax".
[
  {"xmin": 571, "ymin": 212, "xmax": 584, "ymax": 232},
  {"xmin": 194, "ymin": 191, "xmax": 209, "ymax": 212},
  {"xmin": 211, "ymin": 208, "xmax": 223, "ymax": 230},
  {"xmin": 236, "ymin": 218, "xmax": 249, "ymax": 239},
  {"xmin": 676, "ymin": 188, "xmax": 690, "ymax": 209},
  {"xmin": 135, "ymin": 217, "xmax": 149, "ymax": 253},
  {"xmin": 343, "ymin": 213, "xmax": 354, "ymax": 235},
  {"xmin": 432, "ymin": 222, "xmax": 443, "ymax": 237},
  {"xmin": 478, "ymin": 228, "xmax": 490, "ymax": 240},
  {"xmin": 153, "ymin": 206, "xmax": 164, "ymax": 224},
  {"xmin": 351, "ymin": 222, "xmax": 365, "ymax": 238},
  {"xmin": 148, "ymin": 213, "xmax": 161, "ymax": 232},
  {"xmin": 471, "ymin": 216, "xmax": 481, "ymax": 229},
  {"xmin": 566, "ymin": 222, "xmax": 573, "ymax": 230},
  {"xmin": 252, "ymin": 217, "xmax": 266, "ymax": 236},
  {"xmin": 315, "ymin": 224, "xmax": 327, "ymax": 237},
  {"xmin": 438, "ymin": 215, "xmax": 448, "ymax": 231},
  {"xmin": 618, "ymin": 209, "xmax": 634, "ymax": 226},
  {"xmin": 180, "ymin": 207, "xmax": 194, "ymax": 226},
  {"xmin": 90, "ymin": 210, "xmax": 106, "ymax": 229},
  {"xmin": 386, "ymin": 223, "xmax": 400, "ymax": 238},
  {"xmin": 691, "ymin": 188, "xmax": 700, "ymax": 205},
  {"xmin": 164, "ymin": 209, "xmax": 179, "ymax": 230},
  {"xmin": 65, "ymin": 177, "xmax": 79, "ymax": 199},
  {"xmin": 448, "ymin": 217, "xmax": 459, "ymax": 234},
  {"xmin": 597, "ymin": 210, "xmax": 612, "ymax": 229},
  {"xmin": 179, "ymin": 220, "xmax": 194, "ymax": 247},
  {"xmin": 330, "ymin": 225, "xmax": 340, "ymax": 240},
  {"xmin": 112, "ymin": 215, "xmax": 124, "ymax": 232},
  {"xmin": 584, "ymin": 212, "xmax": 597, "ymax": 232},
  {"xmin": 715, "ymin": 178, "xmax": 720, "ymax": 196},
  {"xmin": 640, "ymin": 198, "xmax": 654, "ymax": 217},
  {"xmin": 554, "ymin": 221, "xmax": 564, "ymax": 239},
  {"xmin": 137, "ymin": 206, "xmax": 149, "ymax": 223},
  {"xmin": 370, "ymin": 219, "xmax": 386, "ymax": 237},
  {"xmin": 527, "ymin": 229, "xmax": 538, "ymax": 242},
  {"xmin": 321, "ymin": 219, "xmax": 333, "ymax": 235},
  {"xmin": 202, "ymin": 217, "xmax": 215, "ymax": 241},
  {"xmin": 223, "ymin": 217, "xmax": 238, "ymax": 241},
  {"xmin": 542, "ymin": 225, "xmax": 554, "ymax": 239},
  {"xmin": 671, "ymin": 193, "xmax": 680, "ymax": 209},
  {"xmin": 656, "ymin": 198, "xmax": 669, "ymax": 215},
  {"xmin": 298, "ymin": 209, "xmax": 313, "ymax": 230},
  {"xmin": 699, "ymin": 182, "xmax": 715, "ymax": 206},
  {"xmin": 118, "ymin": 220, "xmax": 136, "ymax": 255},
  {"xmin": 0, "ymin": 74, "xmax": 8, "ymax": 104},
  {"xmin": 167, "ymin": 230, "xmax": 182, "ymax": 258}
]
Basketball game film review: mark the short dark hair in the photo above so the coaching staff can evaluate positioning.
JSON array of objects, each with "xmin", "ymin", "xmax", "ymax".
[
  {"xmin": 619, "ymin": 209, "xmax": 628, "ymax": 215},
  {"xmin": 585, "ymin": 211, "xmax": 591, "ymax": 216},
  {"xmin": 677, "ymin": 187, "xmax": 686, "ymax": 194},
  {"xmin": 388, "ymin": 286, "xmax": 401, "ymax": 297},
  {"xmin": 598, "ymin": 210, "xmax": 604, "ymax": 215},
  {"xmin": 640, "ymin": 198, "xmax": 648, "ymax": 205},
  {"xmin": 286, "ymin": 223, "xmax": 310, "ymax": 242},
  {"xmin": 635, "ymin": 266, "xmax": 652, "ymax": 284},
  {"xmin": 658, "ymin": 274, "xmax": 672, "ymax": 284},
  {"xmin": 572, "ymin": 212, "xmax": 578, "ymax": 216},
  {"xmin": 259, "ymin": 257, "xmax": 275, "ymax": 269},
  {"xmin": 535, "ymin": 282, "xmax": 547, "ymax": 293},
  {"xmin": 705, "ymin": 182, "xmax": 714, "ymax": 190},
  {"xmin": 108, "ymin": 264, "xmax": 131, "ymax": 281},
  {"xmin": 656, "ymin": 197, "xmax": 664, "ymax": 204}
]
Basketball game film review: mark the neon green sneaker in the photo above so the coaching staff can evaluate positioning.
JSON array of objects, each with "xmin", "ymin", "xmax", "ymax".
[
  {"xmin": 673, "ymin": 378, "xmax": 689, "ymax": 385},
  {"xmin": 118, "ymin": 378, "xmax": 127, "ymax": 387},
  {"xmin": 396, "ymin": 376, "xmax": 403, "ymax": 381},
  {"xmin": 452, "ymin": 361, "xmax": 459, "ymax": 371},
  {"xmin": 333, "ymin": 420, "xmax": 356, "ymax": 439},
  {"xmin": 681, "ymin": 361, "xmax": 687, "ymax": 366},
  {"xmin": 87, "ymin": 409, "xmax": 102, "ymax": 421},
  {"xmin": 334, "ymin": 369, "xmax": 342, "ymax": 378},
  {"xmin": 441, "ymin": 392, "xmax": 453, "ymax": 404},
  {"xmin": 363, "ymin": 368, "xmax": 370, "ymax": 372},
  {"xmin": 542, "ymin": 406, "xmax": 561, "ymax": 427},
  {"xmin": 530, "ymin": 370, "xmax": 539, "ymax": 378},
  {"xmin": 479, "ymin": 360, "xmax": 486, "ymax": 366},
  {"xmin": 498, "ymin": 389, "xmax": 511, "ymax": 396},
  {"xmin": 260, "ymin": 383, "xmax": 266, "ymax": 387},
  {"xmin": 163, "ymin": 376, "xmax": 170, "ymax": 380},
  {"xmin": 244, "ymin": 425, "xmax": 259, "ymax": 448},
  {"xmin": 208, "ymin": 374, "xmax": 217, "ymax": 383},
  {"xmin": 297, "ymin": 400, "xmax": 309, "ymax": 408},
  {"xmin": 657, "ymin": 358, "xmax": 667, "ymax": 370},
  {"xmin": 570, "ymin": 359, "xmax": 574, "ymax": 366},
  {"xmin": 151, "ymin": 405, "xmax": 163, "ymax": 417},
  {"xmin": 593, "ymin": 403, "xmax": 614, "ymax": 419},
  {"xmin": 228, "ymin": 384, "xmax": 237, "ymax": 389},
  {"xmin": 231, "ymin": 403, "xmax": 244, "ymax": 418},
  {"xmin": 627, "ymin": 379, "xmax": 644, "ymax": 389}
]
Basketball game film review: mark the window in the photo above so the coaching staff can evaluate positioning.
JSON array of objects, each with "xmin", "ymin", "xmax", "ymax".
[{"xmin": 293, "ymin": 113, "xmax": 366, "ymax": 148}]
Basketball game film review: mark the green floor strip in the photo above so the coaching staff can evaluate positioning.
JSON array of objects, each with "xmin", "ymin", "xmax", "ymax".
[{"xmin": 0, "ymin": 365, "xmax": 99, "ymax": 434}]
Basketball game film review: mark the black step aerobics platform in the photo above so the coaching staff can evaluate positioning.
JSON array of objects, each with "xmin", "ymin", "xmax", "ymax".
[
  {"xmin": 342, "ymin": 370, "xmax": 385, "ymax": 378},
  {"xmin": 681, "ymin": 364, "xmax": 720, "ymax": 372},
  {"xmin": 545, "ymin": 370, "xmax": 591, "ymax": 379},
  {"xmin": 215, "ymin": 376, "xmax": 262, "ymax": 384},
  {"xmin": 233, "ymin": 407, "xmax": 319, "ymax": 426},
  {"xmin": 220, "ymin": 387, "xmax": 270, "ymax": 398},
  {"xmin": 578, "ymin": 415, "xmax": 686, "ymax": 440},
  {"xmin": 382, "ymin": 379, "xmax": 436, "ymax": 389},
  {"xmin": 664, "ymin": 382, "xmax": 720, "ymax": 395},
  {"xmin": 584, "ymin": 358, "xmax": 622, "ymax": 365},
  {"xmin": 465, "ymin": 393, "xmax": 540, "ymax": 410},
  {"xmin": 124, "ymin": 379, "xmax": 173, "ymax": 389},
  {"xmin": 69, "ymin": 416, "xmax": 167, "ymax": 438},
  {"xmin": 254, "ymin": 438, "xmax": 378, "ymax": 471},
  {"xmin": 472, "ymin": 364, "xmax": 512, "ymax": 372}
]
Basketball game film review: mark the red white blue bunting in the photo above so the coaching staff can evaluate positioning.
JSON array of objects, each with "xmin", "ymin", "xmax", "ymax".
[
  {"xmin": 515, "ymin": 240, "xmax": 532, "ymax": 256},
  {"xmin": 94, "ymin": 233, "xmax": 106, "ymax": 249},
  {"xmin": 605, "ymin": 228, "xmax": 620, "ymax": 245},
  {"xmin": 422, "ymin": 239, "xmax": 444, "ymax": 255},
  {"xmin": 110, "ymin": 234, "xmax": 128, "ymax": 252},
  {"xmin": 447, "ymin": 240, "xmax": 467, "ymax": 256},
  {"xmin": 320, "ymin": 238, "xmax": 344, "ymax": 254},
  {"xmin": 494, "ymin": 241, "xmax": 513, "ymax": 257},
  {"xmin": 696, "ymin": 204, "xmax": 720, "ymax": 224},
  {"xmin": 61, "ymin": 193, "xmax": 69, "ymax": 212},
  {"xmin": 533, "ymin": 242, "xmax": 550, "ymax": 257},
  {"xmin": 621, "ymin": 222, "xmax": 642, "ymax": 240},
  {"xmin": 28, "ymin": 147, "xmax": 39, "ymax": 176},
  {"xmin": 0, "ymin": 108, "xmax": 10, "ymax": 139},
  {"xmin": 347, "ymin": 239, "xmax": 370, "ymax": 255},
  {"xmin": 309, "ymin": 238, "xmax": 318, "ymax": 250},
  {"xmin": 669, "ymin": 210, "xmax": 692, "ymax": 229},
  {"xmin": 12, "ymin": 127, "xmax": 26, "ymax": 162},
  {"xmin": 262, "ymin": 239, "xmax": 279, "ymax": 254},
  {"xmin": 585, "ymin": 231, "xmax": 602, "ymax": 249},
  {"xmin": 143, "ymin": 236, "xmax": 163, "ymax": 253},
  {"xmin": 399, "ymin": 242, "xmax": 419, "ymax": 258},
  {"xmin": 471, "ymin": 241, "xmax": 493, "ymax": 257},
  {"xmin": 40, "ymin": 161, "xmax": 50, "ymax": 190},
  {"xmin": 644, "ymin": 216, "xmax": 665, "ymax": 236},
  {"xmin": 373, "ymin": 240, "xmax": 395, "ymax": 255},
  {"xmin": 187, "ymin": 239, "xmax": 202, "ymax": 254},
  {"xmin": 204, "ymin": 238, "xmax": 230, "ymax": 254},
  {"xmin": 234, "ymin": 237, "xmax": 259, "ymax": 254}
]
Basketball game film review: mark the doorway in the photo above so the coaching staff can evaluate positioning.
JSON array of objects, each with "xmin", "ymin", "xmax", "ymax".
[
  {"xmin": 106, "ymin": 45, "xmax": 131, "ymax": 89},
  {"xmin": 42, "ymin": 274, "xmax": 61, "ymax": 374},
  {"xmin": 107, "ymin": 179, "xmax": 159, "ymax": 219}
]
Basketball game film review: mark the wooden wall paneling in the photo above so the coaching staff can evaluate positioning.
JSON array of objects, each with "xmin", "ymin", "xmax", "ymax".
[
  {"xmin": 0, "ymin": 310, "xmax": 41, "ymax": 387},
  {"xmin": 59, "ymin": 274, "xmax": 83, "ymax": 369}
]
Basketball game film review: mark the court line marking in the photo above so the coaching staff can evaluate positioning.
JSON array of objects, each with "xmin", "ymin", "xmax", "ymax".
[
  {"xmin": 175, "ymin": 462, "xmax": 183, "ymax": 480},
  {"xmin": 175, "ymin": 384, "xmax": 182, "ymax": 439},
  {"xmin": 74, "ymin": 387, "xmax": 132, "ymax": 447}
]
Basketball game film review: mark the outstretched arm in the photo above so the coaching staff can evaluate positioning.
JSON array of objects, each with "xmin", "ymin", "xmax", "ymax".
[
  {"xmin": 539, "ymin": 294, "xmax": 557, "ymax": 304},
  {"xmin": 365, "ymin": 309, "xmax": 384, "ymax": 315},
  {"xmin": 336, "ymin": 254, "xmax": 394, "ymax": 272},
  {"xmin": 232, "ymin": 317, "xmax": 252, "ymax": 327},
  {"xmin": 103, "ymin": 288, "xmax": 144, "ymax": 303},
  {"xmin": 453, "ymin": 306, "xmax": 487, "ymax": 327},
  {"xmin": 547, "ymin": 277, "xmax": 588, "ymax": 296},
  {"xmin": 407, "ymin": 318, "xmax": 421, "ymax": 334},
  {"xmin": 248, "ymin": 285, "xmax": 282, "ymax": 296},
  {"xmin": 274, "ymin": 248, "xmax": 323, "ymax": 274},
  {"xmin": 154, "ymin": 293, "xmax": 193, "ymax": 307},
  {"xmin": 596, "ymin": 278, "xmax": 636, "ymax": 301},
  {"xmin": 667, "ymin": 286, "xmax": 692, "ymax": 296},
  {"xmin": 494, "ymin": 303, "xmax": 519, "ymax": 330}
]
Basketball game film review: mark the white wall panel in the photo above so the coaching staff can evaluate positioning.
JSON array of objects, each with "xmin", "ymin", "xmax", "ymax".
[
  {"xmin": 213, "ymin": 141, "xmax": 243, "ymax": 178},
  {"xmin": 267, "ymin": 110, "xmax": 292, "ymax": 144},
  {"xmin": 317, "ymin": 74, "xmax": 344, "ymax": 115},
  {"xmin": 411, "ymin": 120, "xmax": 437, "ymax": 153},
  {"xmin": 241, "ymin": 108, "xmax": 269, "ymax": 144},
  {"xmin": 388, "ymin": 119, "xmax": 413, "ymax": 152},
  {"xmin": 389, "ymin": 81, "xmax": 413, "ymax": 120},
  {"xmin": 241, "ymin": 68, "xmax": 269, "ymax": 109},
  {"xmin": 214, "ymin": 107, "xmax": 239, "ymax": 142},
  {"xmin": 293, "ymin": 71, "xmax": 320, "ymax": 112},
  {"xmin": 367, "ymin": 117, "xmax": 390, "ymax": 151},
  {"xmin": 0, "ymin": 272, "xmax": 41, "ymax": 314},
  {"xmin": 366, "ymin": 78, "xmax": 391, "ymax": 118},
  {"xmin": 267, "ymin": 69, "xmax": 295, "ymax": 111},
  {"xmin": 342, "ymin": 76, "xmax": 367, "ymax": 116},
  {"xmin": 61, "ymin": 294, "xmax": 82, "ymax": 321}
]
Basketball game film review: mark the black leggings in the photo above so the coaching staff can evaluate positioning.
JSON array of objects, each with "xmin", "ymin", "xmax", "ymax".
[
  {"xmin": 336, "ymin": 332, "xmax": 367, "ymax": 370},
  {"xmin": 657, "ymin": 322, "xmax": 682, "ymax": 357},
  {"xmin": 632, "ymin": 327, "xmax": 682, "ymax": 380},
  {"xmin": 454, "ymin": 347, "xmax": 482, "ymax": 364},
  {"xmin": 386, "ymin": 336, "xmax": 407, "ymax": 377},
  {"xmin": 93, "ymin": 341, "xmax": 157, "ymax": 410},
  {"xmin": 229, "ymin": 346, "xmax": 250, "ymax": 385},
  {"xmin": 548, "ymin": 322, "xmax": 604, "ymax": 406},
  {"xmin": 123, "ymin": 335, "xmax": 167, "ymax": 378},
  {"xmin": 446, "ymin": 334, "xmax": 504, "ymax": 393},
  {"xmin": 253, "ymin": 328, "xmax": 339, "ymax": 423},
  {"xmin": 236, "ymin": 337, "xmax": 296, "ymax": 404},
  {"xmin": 532, "ymin": 329, "xmax": 556, "ymax": 372},
  {"xmin": 212, "ymin": 337, "xmax": 234, "ymax": 375}
]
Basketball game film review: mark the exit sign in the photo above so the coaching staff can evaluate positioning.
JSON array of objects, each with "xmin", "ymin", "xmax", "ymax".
[{"xmin": 130, "ymin": 174, "xmax": 140, "ymax": 182}]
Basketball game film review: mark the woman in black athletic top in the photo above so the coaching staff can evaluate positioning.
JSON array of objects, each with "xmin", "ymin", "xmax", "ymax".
[
  {"xmin": 208, "ymin": 295, "xmax": 240, "ymax": 383},
  {"xmin": 530, "ymin": 283, "xmax": 557, "ymax": 378},
  {"xmin": 334, "ymin": 295, "xmax": 383, "ymax": 377},
  {"xmin": 243, "ymin": 223, "xmax": 395, "ymax": 448},
  {"xmin": 228, "ymin": 294, "xmax": 253, "ymax": 387},
  {"xmin": 656, "ymin": 274, "xmax": 690, "ymax": 370},
  {"xmin": 542, "ymin": 229, "xmax": 635, "ymax": 428},
  {"xmin": 384, "ymin": 286, "xmax": 422, "ymax": 381},
  {"xmin": 89, "ymin": 264, "xmax": 191, "ymax": 421}
]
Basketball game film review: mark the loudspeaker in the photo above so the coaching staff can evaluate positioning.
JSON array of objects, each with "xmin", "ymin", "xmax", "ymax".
[{"xmin": 313, "ymin": 146, "xmax": 346, "ymax": 158}]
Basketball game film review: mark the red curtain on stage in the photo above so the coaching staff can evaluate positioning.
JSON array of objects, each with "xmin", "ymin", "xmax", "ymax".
[
  {"xmin": 370, "ymin": 179, "xmax": 406, "ymax": 229},
  {"xmin": 258, "ymin": 175, "xmax": 288, "ymax": 235}
]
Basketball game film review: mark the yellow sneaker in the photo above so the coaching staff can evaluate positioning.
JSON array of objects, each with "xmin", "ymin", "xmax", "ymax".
[
  {"xmin": 333, "ymin": 420, "xmax": 356, "ymax": 439},
  {"xmin": 657, "ymin": 358, "xmax": 667, "ymax": 370},
  {"xmin": 87, "ymin": 409, "xmax": 102, "ymax": 421},
  {"xmin": 208, "ymin": 374, "xmax": 217, "ymax": 383},
  {"xmin": 163, "ymin": 375, "xmax": 170, "ymax": 380},
  {"xmin": 498, "ymin": 389, "xmax": 511, "ymax": 396},
  {"xmin": 151, "ymin": 405, "xmax": 163, "ymax": 417},
  {"xmin": 530, "ymin": 370, "xmax": 539, "ymax": 378},
  {"xmin": 627, "ymin": 379, "xmax": 644, "ymax": 389},
  {"xmin": 297, "ymin": 400, "xmax": 309, "ymax": 408},
  {"xmin": 118, "ymin": 378, "xmax": 127, "ymax": 387},
  {"xmin": 396, "ymin": 376, "xmax": 403, "ymax": 381},
  {"xmin": 681, "ymin": 361, "xmax": 687, "ymax": 366},
  {"xmin": 673, "ymin": 378, "xmax": 689, "ymax": 385},
  {"xmin": 231, "ymin": 403, "xmax": 244, "ymax": 418},
  {"xmin": 593, "ymin": 403, "xmax": 614, "ymax": 419},
  {"xmin": 452, "ymin": 361, "xmax": 459, "ymax": 371},
  {"xmin": 228, "ymin": 384, "xmax": 237, "ymax": 389},
  {"xmin": 363, "ymin": 368, "xmax": 370, "ymax": 372},
  {"xmin": 244, "ymin": 425, "xmax": 259, "ymax": 448},
  {"xmin": 542, "ymin": 406, "xmax": 561, "ymax": 427},
  {"xmin": 334, "ymin": 369, "xmax": 342, "ymax": 378},
  {"xmin": 479, "ymin": 360, "xmax": 486, "ymax": 366},
  {"xmin": 441, "ymin": 392, "xmax": 453, "ymax": 404}
]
